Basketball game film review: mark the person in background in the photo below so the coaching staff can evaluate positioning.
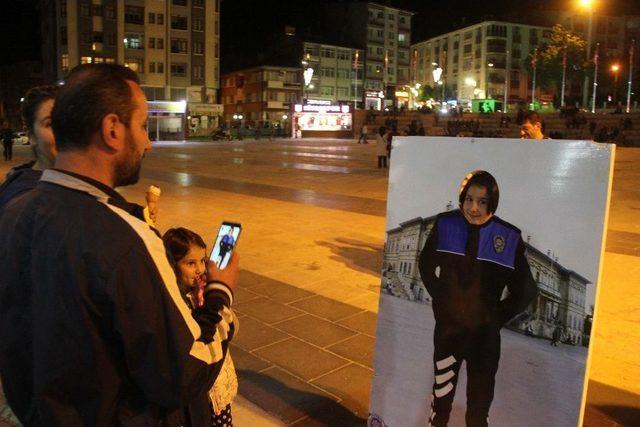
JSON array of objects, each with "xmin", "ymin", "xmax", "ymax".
[
  {"xmin": 1, "ymin": 120, "xmax": 16, "ymax": 161},
  {"xmin": 0, "ymin": 86, "xmax": 57, "ymax": 209},
  {"xmin": 358, "ymin": 124, "xmax": 368, "ymax": 144},
  {"xmin": 520, "ymin": 111, "xmax": 545, "ymax": 140},
  {"xmin": 376, "ymin": 126, "xmax": 388, "ymax": 169},
  {"xmin": 164, "ymin": 228, "xmax": 239, "ymax": 426}
]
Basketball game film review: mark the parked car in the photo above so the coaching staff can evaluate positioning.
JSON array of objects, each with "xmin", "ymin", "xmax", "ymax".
[{"xmin": 13, "ymin": 132, "xmax": 29, "ymax": 145}]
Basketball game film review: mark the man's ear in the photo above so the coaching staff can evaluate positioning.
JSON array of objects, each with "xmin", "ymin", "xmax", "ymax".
[{"xmin": 101, "ymin": 113, "xmax": 125, "ymax": 152}]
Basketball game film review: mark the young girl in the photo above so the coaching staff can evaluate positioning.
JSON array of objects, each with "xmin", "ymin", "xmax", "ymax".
[{"xmin": 163, "ymin": 227, "xmax": 238, "ymax": 427}]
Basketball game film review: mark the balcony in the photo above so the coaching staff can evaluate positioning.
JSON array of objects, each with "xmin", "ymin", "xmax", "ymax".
[
  {"xmin": 266, "ymin": 80, "xmax": 284, "ymax": 89},
  {"xmin": 266, "ymin": 101, "xmax": 284, "ymax": 109}
]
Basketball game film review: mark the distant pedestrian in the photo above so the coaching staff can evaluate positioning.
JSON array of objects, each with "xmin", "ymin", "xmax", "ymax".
[
  {"xmin": 418, "ymin": 124, "xmax": 426, "ymax": 136},
  {"xmin": 551, "ymin": 326, "xmax": 562, "ymax": 346},
  {"xmin": 358, "ymin": 124, "xmax": 368, "ymax": 143},
  {"xmin": 1, "ymin": 120, "xmax": 15, "ymax": 161},
  {"xmin": 376, "ymin": 126, "xmax": 388, "ymax": 169}
]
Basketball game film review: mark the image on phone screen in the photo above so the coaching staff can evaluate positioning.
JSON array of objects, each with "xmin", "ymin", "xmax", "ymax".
[{"xmin": 210, "ymin": 223, "xmax": 241, "ymax": 269}]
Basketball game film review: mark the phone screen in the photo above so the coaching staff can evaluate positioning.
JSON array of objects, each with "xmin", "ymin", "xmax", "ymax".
[{"xmin": 209, "ymin": 222, "xmax": 241, "ymax": 270}]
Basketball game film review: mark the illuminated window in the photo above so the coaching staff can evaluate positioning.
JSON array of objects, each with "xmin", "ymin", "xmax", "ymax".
[
  {"xmin": 61, "ymin": 54, "xmax": 69, "ymax": 72},
  {"xmin": 124, "ymin": 58, "xmax": 143, "ymax": 72},
  {"xmin": 124, "ymin": 34, "xmax": 143, "ymax": 49},
  {"xmin": 398, "ymin": 33, "xmax": 405, "ymax": 42},
  {"xmin": 80, "ymin": 56, "xmax": 92, "ymax": 64}
]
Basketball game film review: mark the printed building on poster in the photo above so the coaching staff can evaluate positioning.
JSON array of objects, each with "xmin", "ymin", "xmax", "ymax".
[{"xmin": 383, "ymin": 214, "xmax": 590, "ymax": 345}]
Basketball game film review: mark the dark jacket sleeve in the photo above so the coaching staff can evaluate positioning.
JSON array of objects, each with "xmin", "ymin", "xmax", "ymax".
[
  {"xmin": 418, "ymin": 221, "xmax": 443, "ymax": 299},
  {"xmin": 108, "ymin": 247, "xmax": 235, "ymax": 410},
  {"xmin": 497, "ymin": 238, "xmax": 538, "ymax": 325}
]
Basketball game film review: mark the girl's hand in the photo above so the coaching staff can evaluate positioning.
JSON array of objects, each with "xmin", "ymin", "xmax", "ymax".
[{"xmin": 195, "ymin": 273, "xmax": 206, "ymax": 307}]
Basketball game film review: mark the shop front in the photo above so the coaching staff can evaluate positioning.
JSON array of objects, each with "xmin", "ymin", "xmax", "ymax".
[
  {"xmin": 188, "ymin": 103, "xmax": 224, "ymax": 137},
  {"xmin": 292, "ymin": 100, "xmax": 352, "ymax": 139},
  {"xmin": 365, "ymin": 90, "xmax": 385, "ymax": 111},
  {"xmin": 147, "ymin": 100, "xmax": 187, "ymax": 141}
]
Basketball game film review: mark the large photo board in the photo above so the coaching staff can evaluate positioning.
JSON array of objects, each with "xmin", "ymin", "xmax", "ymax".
[{"xmin": 369, "ymin": 137, "xmax": 614, "ymax": 427}]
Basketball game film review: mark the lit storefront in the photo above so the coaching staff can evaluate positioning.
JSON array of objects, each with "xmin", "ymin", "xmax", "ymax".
[
  {"xmin": 365, "ymin": 90, "xmax": 385, "ymax": 111},
  {"xmin": 147, "ymin": 100, "xmax": 187, "ymax": 141},
  {"xmin": 292, "ymin": 100, "xmax": 352, "ymax": 138},
  {"xmin": 188, "ymin": 103, "xmax": 224, "ymax": 136}
]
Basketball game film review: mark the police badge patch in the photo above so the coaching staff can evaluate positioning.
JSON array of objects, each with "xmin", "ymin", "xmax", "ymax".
[
  {"xmin": 368, "ymin": 413, "xmax": 387, "ymax": 427},
  {"xmin": 493, "ymin": 235, "xmax": 505, "ymax": 253}
]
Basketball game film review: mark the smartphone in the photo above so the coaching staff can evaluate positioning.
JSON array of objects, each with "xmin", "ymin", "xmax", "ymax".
[{"xmin": 209, "ymin": 222, "xmax": 242, "ymax": 270}]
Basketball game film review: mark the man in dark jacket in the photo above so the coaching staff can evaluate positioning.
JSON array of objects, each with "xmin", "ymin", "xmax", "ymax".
[
  {"xmin": 419, "ymin": 170, "xmax": 537, "ymax": 427},
  {"xmin": 0, "ymin": 63, "xmax": 238, "ymax": 426}
]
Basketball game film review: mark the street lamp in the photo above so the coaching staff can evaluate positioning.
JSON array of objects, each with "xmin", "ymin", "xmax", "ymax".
[
  {"xmin": 486, "ymin": 62, "xmax": 494, "ymax": 99},
  {"xmin": 611, "ymin": 63, "xmax": 620, "ymax": 104},
  {"xmin": 579, "ymin": 0, "xmax": 596, "ymax": 109}
]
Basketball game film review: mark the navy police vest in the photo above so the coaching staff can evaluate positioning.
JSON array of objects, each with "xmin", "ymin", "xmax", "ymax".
[{"xmin": 435, "ymin": 211, "xmax": 520, "ymax": 269}]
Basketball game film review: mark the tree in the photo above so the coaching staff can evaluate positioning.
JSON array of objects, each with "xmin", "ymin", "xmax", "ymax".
[
  {"xmin": 417, "ymin": 85, "xmax": 436, "ymax": 102},
  {"xmin": 523, "ymin": 25, "xmax": 587, "ymax": 102}
]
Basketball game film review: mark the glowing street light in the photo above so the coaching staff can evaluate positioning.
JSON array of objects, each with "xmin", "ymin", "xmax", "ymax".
[
  {"xmin": 579, "ymin": 0, "xmax": 597, "ymax": 109},
  {"xmin": 611, "ymin": 63, "xmax": 621, "ymax": 104}
]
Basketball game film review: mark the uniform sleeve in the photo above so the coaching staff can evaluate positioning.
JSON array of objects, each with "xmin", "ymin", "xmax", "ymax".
[
  {"xmin": 418, "ymin": 221, "xmax": 443, "ymax": 299},
  {"xmin": 497, "ymin": 238, "xmax": 538, "ymax": 325},
  {"xmin": 107, "ymin": 246, "xmax": 234, "ymax": 410}
]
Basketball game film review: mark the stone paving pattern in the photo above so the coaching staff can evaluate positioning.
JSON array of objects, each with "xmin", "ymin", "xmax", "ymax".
[{"xmin": 1, "ymin": 139, "xmax": 639, "ymax": 426}]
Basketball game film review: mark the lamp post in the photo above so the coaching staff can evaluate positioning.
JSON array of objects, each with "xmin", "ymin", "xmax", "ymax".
[
  {"xmin": 354, "ymin": 50, "xmax": 359, "ymax": 110},
  {"xmin": 627, "ymin": 39, "xmax": 635, "ymax": 113},
  {"xmin": 611, "ymin": 63, "xmax": 620, "ymax": 105},
  {"xmin": 504, "ymin": 51, "xmax": 510, "ymax": 113},
  {"xmin": 486, "ymin": 62, "xmax": 494, "ymax": 99},
  {"xmin": 592, "ymin": 43, "xmax": 599, "ymax": 113},
  {"xmin": 580, "ymin": 0, "xmax": 595, "ymax": 110},
  {"xmin": 561, "ymin": 46, "xmax": 567, "ymax": 107}
]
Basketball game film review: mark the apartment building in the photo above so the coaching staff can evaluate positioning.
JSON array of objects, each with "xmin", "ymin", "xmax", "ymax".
[
  {"xmin": 411, "ymin": 21, "xmax": 551, "ymax": 106},
  {"xmin": 221, "ymin": 66, "xmax": 301, "ymax": 125},
  {"xmin": 301, "ymin": 41, "xmax": 363, "ymax": 106},
  {"xmin": 324, "ymin": 2, "xmax": 414, "ymax": 110},
  {"xmin": 39, "ymin": 0, "xmax": 221, "ymax": 130}
]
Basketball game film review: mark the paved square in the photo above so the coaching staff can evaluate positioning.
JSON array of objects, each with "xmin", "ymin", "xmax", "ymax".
[{"xmin": 2, "ymin": 140, "xmax": 638, "ymax": 426}]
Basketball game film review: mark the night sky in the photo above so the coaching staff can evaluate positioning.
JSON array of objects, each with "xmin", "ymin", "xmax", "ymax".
[{"xmin": 1, "ymin": 0, "xmax": 639, "ymax": 68}]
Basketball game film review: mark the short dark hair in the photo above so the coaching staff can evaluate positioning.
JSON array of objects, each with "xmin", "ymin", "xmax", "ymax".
[
  {"xmin": 21, "ymin": 85, "xmax": 58, "ymax": 134},
  {"xmin": 458, "ymin": 170, "xmax": 500, "ymax": 214},
  {"xmin": 523, "ymin": 111, "xmax": 541, "ymax": 126},
  {"xmin": 163, "ymin": 228, "xmax": 207, "ymax": 267},
  {"xmin": 51, "ymin": 63, "xmax": 140, "ymax": 152},
  {"xmin": 378, "ymin": 126, "xmax": 387, "ymax": 136}
]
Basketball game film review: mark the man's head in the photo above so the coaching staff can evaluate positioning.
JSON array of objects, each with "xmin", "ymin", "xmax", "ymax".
[
  {"xmin": 51, "ymin": 63, "xmax": 151, "ymax": 187},
  {"xmin": 458, "ymin": 170, "xmax": 499, "ymax": 225},
  {"xmin": 520, "ymin": 111, "xmax": 544, "ymax": 140}
]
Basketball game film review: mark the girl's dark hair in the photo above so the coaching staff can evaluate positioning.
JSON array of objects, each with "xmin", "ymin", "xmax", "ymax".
[
  {"xmin": 378, "ymin": 126, "xmax": 387, "ymax": 136},
  {"xmin": 458, "ymin": 170, "xmax": 500, "ymax": 214},
  {"xmin": 162, "ymin": 227, "xmax": 207, "ymax": 266},
  {"xmin": 21, "ymin": 85, "xmax": 58, "ymax": 134}
]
